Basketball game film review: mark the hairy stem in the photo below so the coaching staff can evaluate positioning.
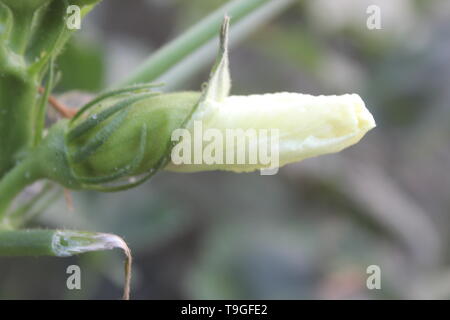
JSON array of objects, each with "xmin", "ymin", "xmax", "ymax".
[
  {"xmin": 9, "ymin": 10, "xmax": 34, "ymax": 55},
  {"xmin": 0, "ymin": 1, "xmax": 101, "ymax": 177},
  {"xmin": 0, "ymin": 229, "xmax": 57, "ymax": 255},
  {"xmin": 0, "ymin": 157, "xmax": 42, "ymax": 224},
  {"xmin": 34, "ymin": 59, "xmax": 54, "ymax": 145},
  {"xmin": 0, "ymin": 71, "xmax": 39, "ymax": 177}
]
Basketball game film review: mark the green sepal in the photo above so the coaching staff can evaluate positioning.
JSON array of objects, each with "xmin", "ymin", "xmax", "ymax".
[
  {"xmin": 35, "ymin": 91, "xmax": 201, "ymax": 191},
  {"xmin": 71, "ymin": 83, "xmax": 164, "ymax": 123},
  {"xmin": 68, "ymin": 91, "xmax": 158, "ymax": 141},
  {"xmin": 73, "ymin": 124, "xmax": 148, "ymax": 189},
  {"xmin": 71, "ymin": 109, "xmax": 130, "ymax": 163}
]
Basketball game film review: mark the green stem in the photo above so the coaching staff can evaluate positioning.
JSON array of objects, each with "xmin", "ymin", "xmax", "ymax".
[
  {"xmin": 9, "ymin": 10, "xmax": 34, "ymax": 55},
  {"xmin": 0, "ymin": 157, "xmax": 42, "ymax": 223},
  {"xmin": 0, "ymin": 229, "xmax": 133, "ymax": 300},
  {"xmin": 159, "ymin": 0, "xmax": 294, "ymax": 91},
  {"xmin": 0, "ymin": 4, "xmax": 13, "ymax": 42},
  {"xmin": 117, "ymin": 0, "xmax": 271, "ymax": 86},
  {"xmin": 34, "ymin": 58, "xmax": 54, "ymax": 145},
  {"xmin": 8, "ymin": 182, "xmax": 57, "ymax": 228},
  {"xmin": 0, "ymin": 1, "xmax": 99, "ymax": 177},
  {"xmin": 0, "ymin": 229, "xmax": 125, "ymax": 256},
  {"xmin": 0, "ymin": 229, "xmax": 57, "ymax": 255},
  {"xmin": 0, "ymin": 70, "xmax": 38, "ymax": 177}
]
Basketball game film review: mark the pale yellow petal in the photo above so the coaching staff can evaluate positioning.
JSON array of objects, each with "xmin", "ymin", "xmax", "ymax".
[{"xmin": 166, "ymin": 92, "xmax": 375, "ymax": 173}]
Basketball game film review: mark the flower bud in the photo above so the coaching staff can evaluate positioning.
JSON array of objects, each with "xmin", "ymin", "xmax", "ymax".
[
  {"xmin": 166, "ymin": 92, "xmax": 375, "ymax": 173},
  {"xmin": 167, "ymin": 17, "xmax": 375, "ymax": 174},
  {"xmin": 37, "ymin": 86, "xmax": 201, "ymax": 191},
  {"xmin": 35, "ymin": 18, "xmax": 375, "ymax": 190}
]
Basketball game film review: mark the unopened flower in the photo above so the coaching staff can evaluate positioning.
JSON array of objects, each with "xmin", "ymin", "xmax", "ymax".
[
  {"xmin": 166, "ymin": 92, "xmax": 375, "ymax": 174},
  {"xmin": 36, "ymin": 85, "xmax": 200, "ymax": 191},
  {"xmin": 166, "ymin": 17, "xmax": 375, "ymax": 174},
  {"xmin": 35, "ymin": 17, "xmax": 375, "ymax": 190}
]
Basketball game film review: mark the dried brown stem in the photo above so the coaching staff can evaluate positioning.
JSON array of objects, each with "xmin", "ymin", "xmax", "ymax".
[{"xmin": 38, "ymin": 87, "xmax": 78, "ymax": 118}]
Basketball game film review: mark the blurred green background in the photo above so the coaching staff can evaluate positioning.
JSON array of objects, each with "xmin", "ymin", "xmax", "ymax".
[{"xmin": 1, "ymin": 0, "xmax": 450, "ymax": 299}]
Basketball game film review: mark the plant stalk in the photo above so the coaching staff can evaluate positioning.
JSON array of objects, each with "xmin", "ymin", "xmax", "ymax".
[
  {"xmin": 0, "ymin": 157, "xmax": 42, "ymax": 224},
  {"xmin": 0, "ymin": 229, "xmax": 56, "ymax": 255},
  {"xmin": 0, "ymin": 229, "xmax": 133, "ymax": 300},
  {"xmin": 0, "ymin": 70, "xmax": 39, "ymax": 177},
  {"xmin": 9, "ymin": 10, "xmax": 34, "ymax": 55},
  {"xmin": 117, "ymin": 0, "xmax": 272, "ymax": 86}
]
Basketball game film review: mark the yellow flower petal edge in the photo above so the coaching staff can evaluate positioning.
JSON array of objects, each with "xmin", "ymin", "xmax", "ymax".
[
  {"xmin": 166, "ymin": 18, "xmax": 375, "ymax": 174},
  {"xmin": 166, "ymin": 92, "xmax": 376, "ymax": 173}
]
